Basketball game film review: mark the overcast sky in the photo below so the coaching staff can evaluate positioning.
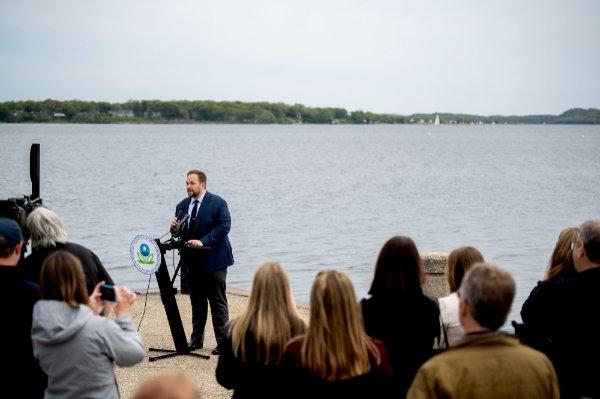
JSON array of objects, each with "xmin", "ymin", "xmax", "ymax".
[{"xmin": 1, "ymin": 0, "xmax": 599, "ymax": 115}]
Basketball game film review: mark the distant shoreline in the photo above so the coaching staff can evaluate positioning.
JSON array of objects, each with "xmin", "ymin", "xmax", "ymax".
[
  {"xmin": 2, "ymin": 120, "xmax": 600, "ymax": 126},
  {"xmin": 1, "ymin": 100, "xmax": 599, "ymax": 125}
]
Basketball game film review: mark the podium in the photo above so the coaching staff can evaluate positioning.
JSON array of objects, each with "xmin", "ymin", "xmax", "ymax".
[{"xmin": 148, "ymin": 238, "xmax": 211, "ymax": 362}]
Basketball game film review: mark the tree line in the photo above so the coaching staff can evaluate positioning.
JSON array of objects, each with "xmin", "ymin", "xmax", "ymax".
[{"xmin": 0, "ymin": 99, "xmax": 598, "ymax": 124}]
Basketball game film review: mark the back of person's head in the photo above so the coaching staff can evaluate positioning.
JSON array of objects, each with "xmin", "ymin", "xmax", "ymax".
[
  {"xmin": 546, "ymin": 226, "xmax": 579, "ymax": 280},
  {"xmin": 580, "ymin": 220, "xmax": 600, "ymax": 264},
  {"xmin": 231, "ymin": 261, "xmax": 305, "ymax": 364},
  {"xmin": 369, "ymin": 235, "xmax": 424, "ymax": 297},
  {"xmin": 0, "ymin": 217, "xmax": 23, "ymax": 259},
  {"xmin": 27, "ymin": 207, "xmax": 68, "ymax": 249},
  {"xmin": 132, "ymin": 371, "xmax": 202, "ymax": 399},
  {"xmin": 39, "ymin": 250, "xmax": 88, "ymax": 308},
  {"xmin": 459, "ymin": 262, "xmax": 515, "ymax": 331},
  {"xmin": 446, "ymin": 246, "xmax": 484, "ymax": 292},
  {"xmin": 301, "ymin": 269, "xmax": 378, "ymax": 381}
]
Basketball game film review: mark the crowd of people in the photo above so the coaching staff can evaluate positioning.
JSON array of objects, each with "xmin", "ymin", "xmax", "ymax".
[{"xmin": 1, "ymin": 208, "xmax": 599, "ymax": 398}]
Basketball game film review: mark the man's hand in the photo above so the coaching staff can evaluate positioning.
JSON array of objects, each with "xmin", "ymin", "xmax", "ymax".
[
  {"xmin": 170, "ymin": 218, "xmax": 178, "ymax": 229},
  {"xmin": 186, "ymin": 239, "xmax": 204, "ymax": 248}
]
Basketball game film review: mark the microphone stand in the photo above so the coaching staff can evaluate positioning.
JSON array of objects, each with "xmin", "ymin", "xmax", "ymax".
[{"xmin": 148, "ymin": 235, "xmax": 212, "ymax": 362}]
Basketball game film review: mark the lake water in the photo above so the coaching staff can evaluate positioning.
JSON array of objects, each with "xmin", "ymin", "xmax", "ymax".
[{"xmin": 1, "ymin": 123, "xmax": 599, "ymax": 325}]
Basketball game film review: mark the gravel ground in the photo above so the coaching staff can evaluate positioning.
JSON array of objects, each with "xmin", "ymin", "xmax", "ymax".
[{"xmin": 116, "ymin": 289, "xmax": 309, "ymax": 399}]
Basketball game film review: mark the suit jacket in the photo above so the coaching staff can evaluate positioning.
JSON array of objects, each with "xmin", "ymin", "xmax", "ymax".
[{"xmin": 176, "ymin": 191, "xmax": 234, "ymax": 273}]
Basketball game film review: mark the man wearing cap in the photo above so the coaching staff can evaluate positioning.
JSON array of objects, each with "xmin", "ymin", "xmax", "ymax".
[{"xmin": 0, "ymin": 217, "xmax": 46, "ymax": 398}]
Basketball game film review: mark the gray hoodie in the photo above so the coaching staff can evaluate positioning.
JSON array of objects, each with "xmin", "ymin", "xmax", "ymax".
[{"xmin": 32, "ymin": 300, "xmax": 144, "ymax": 399}]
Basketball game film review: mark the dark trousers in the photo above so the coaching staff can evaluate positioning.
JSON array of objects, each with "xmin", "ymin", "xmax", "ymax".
[{"xmin": 188, "ymin": 267, "xmax": 229, "ymax": 348}]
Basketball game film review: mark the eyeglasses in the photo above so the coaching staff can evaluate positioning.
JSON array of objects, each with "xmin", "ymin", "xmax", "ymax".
[{"xmin": 570, "ymin": 240, "xmax": 580, "ymax": 251}]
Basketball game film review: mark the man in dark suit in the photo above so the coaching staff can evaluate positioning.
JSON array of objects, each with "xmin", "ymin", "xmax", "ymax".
[{"xmin": 171, "ymin": 169, "xmax": 234, "ymax": 355}]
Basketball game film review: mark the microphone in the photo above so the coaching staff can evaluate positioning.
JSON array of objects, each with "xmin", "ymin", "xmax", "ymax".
[{"xmin": 171, "ymin": 211, "xmax": 190, "ymax": 236}]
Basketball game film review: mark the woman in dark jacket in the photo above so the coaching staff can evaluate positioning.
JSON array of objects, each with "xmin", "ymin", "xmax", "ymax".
[
  {"xmin": 215, "ymin": 262, "xmax": 306, "ymax": 399},
  {"xmin": 361, "ymin": 236, "xmax": 440, "ymax": 397},
  {"xmin": 516, "ymin": 226, "xmax": 580, "ymax": 353}
]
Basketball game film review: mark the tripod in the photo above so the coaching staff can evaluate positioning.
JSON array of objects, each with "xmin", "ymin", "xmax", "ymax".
[{"xmin": 148, "ymin": 238, "xmax": 211, "ymax": 362}]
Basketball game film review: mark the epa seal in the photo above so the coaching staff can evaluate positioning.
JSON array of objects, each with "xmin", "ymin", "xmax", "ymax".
[{"xmin": 130, "ymin": 235, "xmax": 161, "ymax": 275}]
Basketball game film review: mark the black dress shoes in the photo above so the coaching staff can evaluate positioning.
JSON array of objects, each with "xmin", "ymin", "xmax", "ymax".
[{"xmin": 188, "ymin": 341, "xmax": 203, "ymax": 350}]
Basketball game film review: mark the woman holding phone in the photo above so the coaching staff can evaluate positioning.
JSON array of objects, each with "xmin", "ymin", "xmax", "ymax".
[{"xmin": 31, "ymin": 250, "xmax": 144, "ymax": 399}]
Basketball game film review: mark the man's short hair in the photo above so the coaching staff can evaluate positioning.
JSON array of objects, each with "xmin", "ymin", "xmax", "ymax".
[
  {"xmin": 187, "ymin": 170, "xmax": 207, "ymax": 184},
  {"xmin": 459, "ymin": 262, "xmax": 515, "ymax": 330},
  {"xmin": 27, "ymin": 207, "xmax": 68, "ymax": 249},
  {"xmin": 579, "ymin": 220, "xmax": 600, "ymax": 263}
]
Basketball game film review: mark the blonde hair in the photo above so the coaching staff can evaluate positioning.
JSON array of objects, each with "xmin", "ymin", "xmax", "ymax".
[
  {"xmin": 27, "ymin": 207, "xmax": 68, "ymax": 249},
  {"xmin": 133, "ymin": 371, "xmax": 202, "ymax": 399},
  {"xmin": 39, "ymin": 250, "xmax": 88, "ymax": 308},
  {"xmin": 230, "ymin": 262, "xmax": 306, "ymax": 364},
  {"xmin": 446, "ymin": 246, "xmax": 485, "ymax": 292},
  {"xmin": 546, "ymin": 227, "xmax": 579, "ymax": 280},
  {"xmin": 296, "ymin": 269, "xmax": 379, "ymax": 381}
]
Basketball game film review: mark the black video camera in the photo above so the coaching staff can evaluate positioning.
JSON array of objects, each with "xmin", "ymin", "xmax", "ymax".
[{"xmin": 0, "ymin": 144, "xmax": 44, "ymax": 250}]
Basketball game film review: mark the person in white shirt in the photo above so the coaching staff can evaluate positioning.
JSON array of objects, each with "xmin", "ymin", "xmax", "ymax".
[{"xmin": 438, "ymin": 246, "xmax": 484, "ymax": 346}]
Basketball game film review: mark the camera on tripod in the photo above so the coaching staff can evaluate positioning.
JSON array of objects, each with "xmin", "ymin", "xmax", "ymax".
[{"xmin": 0, "ymin": 144, "xmax": 43, "ymax": 250}]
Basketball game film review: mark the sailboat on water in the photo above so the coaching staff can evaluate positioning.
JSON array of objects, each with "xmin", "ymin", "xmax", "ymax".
[{"xmin": 434, "ymin": 114, "xmax": 440, "ymax": 125}]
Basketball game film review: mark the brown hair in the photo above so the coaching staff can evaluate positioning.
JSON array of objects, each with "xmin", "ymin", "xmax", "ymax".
[
  {"xmin": 39, "ymin": 250, "xmax": 89, "ymax": 308},
  {"xmin": 296, "ymin": 269, "xmax": 379, "ymax": 381},
  {"xmin": 459, "ymin": 262, "xmax": 515, "ymax": 330},
  {"xmin": 230, "ymin": 262, "xmax": 306, "ymax": 364},
  {"xmin": 368, "ymin": 236, "xmax": 424, "ymax": 297},
  {"xmin": 187, "ymin": 169, "xmax": 207, "ymax": 184},
  {"xmin": 546, "ymin": 227, "xmax": 579, "ymax": 280},
  {"xmin": 446, "ymin": 246, "xmax": 485, "ymax": 292}
]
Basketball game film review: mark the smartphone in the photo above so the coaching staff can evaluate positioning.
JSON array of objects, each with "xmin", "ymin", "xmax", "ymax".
[{"xmin": 100, "ymin": 284, "xmax": 116, "ymax": 302}]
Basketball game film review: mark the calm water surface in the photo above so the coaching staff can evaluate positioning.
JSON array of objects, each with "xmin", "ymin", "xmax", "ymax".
[{"xmin": 1, "ymin": 123, "xmax": 599, "ymax": 325}]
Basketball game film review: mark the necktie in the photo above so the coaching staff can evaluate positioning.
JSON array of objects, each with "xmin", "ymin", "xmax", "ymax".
[{"xmin": 188, "ymin": 200, "xmax": 199, "ymax": 232}]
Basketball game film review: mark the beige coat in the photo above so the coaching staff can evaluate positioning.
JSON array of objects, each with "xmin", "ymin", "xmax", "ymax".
[{"xmin": 407, "ymin": 332, "xmax": 559, "ymax": 399}]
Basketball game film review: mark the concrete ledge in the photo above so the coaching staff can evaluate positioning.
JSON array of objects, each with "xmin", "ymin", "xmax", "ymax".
[{"xmin": 422, "ymin": 251, "xmax": 450, "ymax": 298}]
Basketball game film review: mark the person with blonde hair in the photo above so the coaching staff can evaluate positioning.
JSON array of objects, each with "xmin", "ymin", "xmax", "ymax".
[
  {"xmin": 545, "ymin": 226, "xmax": 579, "ymax": 281},
  {"xmin": 438, "ymin": 246, "xmax": 484, "ymax": 345},
  {"xmin": 283, "ymin": 269, "xmax": 391, "ymax": 398},
  {"xmin": 216, "ymin": 262, "xmax": 306, "ymax": 399},
  {"xmin": 20, "ymin": 207, "xmax": 114, "ymax": 294},
  {"xmin": 31, "ymin": 250, "xmax": 144, "ymax": 399},
  {"xmin": 361, "ymin": 236, "xmax": 440, "ymax": 397},
  {"xmin": 133, "ymin": 371, "xmax": 202, "ymax": 399},
  {"xmin": 515, "ymin": 227, "xmax": 580, "ymax": 353}
]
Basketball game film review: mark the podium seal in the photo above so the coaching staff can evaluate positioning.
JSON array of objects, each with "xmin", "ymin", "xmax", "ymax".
[{"xmin": 130, "ymin": 235, "xmax": 161, "ymax": 275}]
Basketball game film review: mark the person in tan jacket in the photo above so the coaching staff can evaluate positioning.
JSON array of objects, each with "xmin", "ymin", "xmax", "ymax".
[{"xmin": 407, "ymin": 263, "xmax": 559, "ymax": 399}]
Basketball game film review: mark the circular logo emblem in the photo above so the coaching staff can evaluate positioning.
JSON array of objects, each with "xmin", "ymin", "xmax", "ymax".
[{"xmin": 130, "ymin": 235, "xmax": 161, "ymax": 275}]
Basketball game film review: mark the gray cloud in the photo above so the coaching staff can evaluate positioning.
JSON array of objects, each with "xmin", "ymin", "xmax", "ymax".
[{"xmin": 1, "ymin": 0, "xmax": 599, "ymax": 114}]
